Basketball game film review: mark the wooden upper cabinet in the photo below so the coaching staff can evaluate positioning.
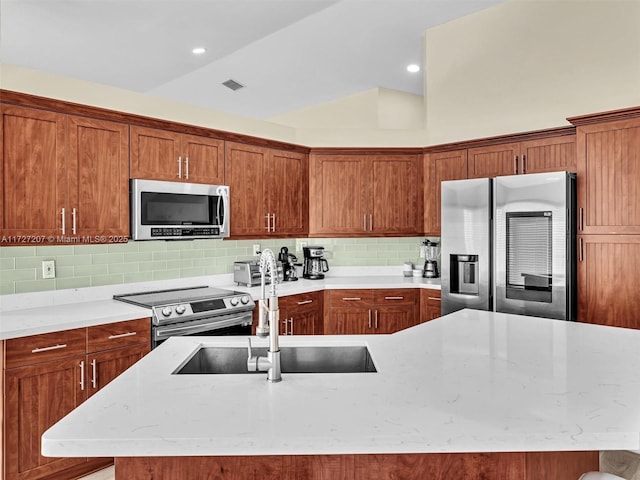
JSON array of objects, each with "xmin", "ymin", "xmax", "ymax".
[
  {"xmin": 68, "ymin": 116, "xmax": 129, "ymax": 237},
  {"xmin": 1, "ymin": 105, "xmax": 67, "ymax": 238},
  {"xmin": 467, "ymin": 136, "xmax": 576, "ymax": 179},
  {"xmin": 309, "ymin": 152, "xmax": 422, "ymax": 237},
  {"xmin": 424, "ymin": 149, "xmax": 468, "ymax": 236},
  {"xmin": 225, "ymin": 141, "xmax": 308, "ymax": 237},
  {"xmin": 130, "ymin": 126, "xmax": 224, "ymax": 185},
  {"xmin": 575, "ymin": 117, "xmax": 640, "ymax": 234},
  {"xmin": 0, "ymin": 105, "xmax": 129, "ymax": 242}
]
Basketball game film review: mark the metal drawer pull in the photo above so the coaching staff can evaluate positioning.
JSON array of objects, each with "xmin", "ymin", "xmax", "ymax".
[
  {"xmin": 31, "ymin": 343, "xmax": 67, "ymax": 353},
  {"xmin": 108, "ymin": 331, "xmax": 137, "ymax": 340},
  {"xmin": 427, "ymin": 297, "xmax": 441, "ymax": 301},
  {"xmin": 342, "ymin": 297, "xmax": 362, "ymax": 301},
  {"xmin": 384, "ymin": 296, "xmax": 404, "ymax": 300},
  {"xmin": 91, "ymin": 359, "xmax": 97, "ymax": 389},
  {"xmin": 297, "ymin": 300, "xmax": 313, "ymax": 305},
  {"xmin": 79, "ymin": 360, "xmax": 85, "ymax": 391}
]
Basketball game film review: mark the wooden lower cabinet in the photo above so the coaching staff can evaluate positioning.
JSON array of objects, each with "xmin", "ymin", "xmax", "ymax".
[
  {"xmin": 114, "ymin": 451, "xmax": 598, "ymax": 480},
  {"xmin": 324, "ymin": 289, "xmax": 419, "ymax": 335},
  {"xmin": 421, "ymin": 288, "xmax": 442, "ymax": 321},
  {"xmin": 2, "ymin": 318, "xmax": 150, "ymax": 480},
  {"xmin": 578, "ymin": 235, "xmax": 640, "ymax": 328},
  {"xmin": 278, "ymin": 291, "xmax": 323, "ymax": 336}
]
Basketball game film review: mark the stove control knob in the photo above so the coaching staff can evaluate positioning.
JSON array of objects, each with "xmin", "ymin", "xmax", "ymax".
[
  {"xmin": 240, "ymin": 295, "xmax": 251, "ymax": 305},
  {"xmin": 229, "ymin": 297, "xmax": 240, "ymax": 307},
  {"xmin": 161, "ymin": 307, "xmax": 173, "ymax": 317},
  {"xmin": 175, "ymin": 305, "xmax": 186, "ymax": 315}
]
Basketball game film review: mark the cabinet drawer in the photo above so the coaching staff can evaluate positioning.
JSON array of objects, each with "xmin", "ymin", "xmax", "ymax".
[
  {"xmin": 87, "ymin": 317, "xmax": 151, "ymax": 353},
  {"xmin": 326, "ymin": 289, "xmax": 373, "ymax": 307},
  {"xmin": 373, "ymin": 289, "xmax": 418, "ymax": 305},
  {"xmin": 5, "ymin": 328, "xmax": 87, "ymax": 369},
  {"xmin": 279, "ymin": 291, "xmax": 322, "ymax": 311}
]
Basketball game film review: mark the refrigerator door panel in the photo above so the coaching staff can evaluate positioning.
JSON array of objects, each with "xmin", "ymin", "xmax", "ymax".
[
  {"xmin": 441, "ymin": 178, "xmax": 492, "ymax": 315},
  {"xmin": 494, "ymin": 171, "xmax": 575, "ymax": 320}
]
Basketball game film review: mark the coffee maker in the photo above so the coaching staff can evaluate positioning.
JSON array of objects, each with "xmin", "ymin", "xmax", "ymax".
[
  {"xmin": 278, "ymin": 247, "xmax": 298, "ymax": 282},
  {"xmin": 302, "ymin": 246, "xmax": 329, "ymax": 280},
  {"xmin": 422, "ymin": 240, "xmax": 440, "ymax": 278}
]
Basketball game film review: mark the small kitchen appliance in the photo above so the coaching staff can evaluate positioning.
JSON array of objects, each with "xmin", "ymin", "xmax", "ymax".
[
  {"xmin": 233, "ymin": 260, "xmax": 283, "ymax": 287},
  {"xmin": 302, "ymin": 246, "xmax": 329, "ymax": 280},
  {"xmin": 422, "ymin": 240, "xmax": 440, "ymax": 278},
  {"xmin": 113, "ymin": 286, "xmax": 255, "ymax": 349},
  {"xmin": 278, "ymin": 247, "xmax": 298, "ymax": 282}
]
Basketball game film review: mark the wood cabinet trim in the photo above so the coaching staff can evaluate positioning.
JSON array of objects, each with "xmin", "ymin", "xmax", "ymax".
[{"xmin": 568, "ymin": 105, "xmax": 640, "ymax": 126}]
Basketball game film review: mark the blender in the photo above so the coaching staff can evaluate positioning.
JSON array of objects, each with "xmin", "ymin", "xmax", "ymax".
[{"xmin": 422, "ymin": 240, "xmax": 440, "ymax": 278}]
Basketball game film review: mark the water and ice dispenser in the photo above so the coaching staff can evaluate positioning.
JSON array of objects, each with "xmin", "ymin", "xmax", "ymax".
[{"xmin": 449, "ymin": 255, "xmax": 479, "ymax": 296}]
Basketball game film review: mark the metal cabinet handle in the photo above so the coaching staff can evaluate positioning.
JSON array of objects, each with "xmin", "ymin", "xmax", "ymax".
[
  {"xmin": 72, "ymin": 208, "xmax": 77, "ymax": 234},
  {"xmin": 91, "ymin": 359, "xmax": 97, "ymax": 389},
  {"xmin": 272, "ymin": 214, "xmax": 276, "ymax": 232},
  {"xmin": 185, "ymin": 157, "xmax": 189, "ymax": 179},
  {"xmin": 374, "ymin": 310, "xmax": 379, "ymax": 329},
  {"xmin": 579, "ymin": 237, "xmax": 584, "ymax": 262},
  {"xmin": 61, "ymin": 207, "xmax": 66, "ymax": 234},
  {"xmin": 363, "ymin": 214, "xmax": 367, "ymax": 231},
  {"xmin": 31, "ymin": 343, "xmax": 67, "ymax": 353},
  {"xmin": 384, "ymin": 296, "xmax": 404, "ymax": 300},
  {"xmin": 79, "ymin": 360, "xmax": 85, "ymax": 391},
  {"xmin": 513, "ymin": 155, "xmax": 518, "ymax": 175},
  {"xmin": 368, "ymin": 310, "xmax": 372, "ymax": 329},
  {"xmin": 297, "ymin": 300, "xmax": 313, "ymax": 305},
  {"xmin": 265, "ymin": 214, "xmax": 271, "ymax": 232},
  {"xmin": 342, "ymin": 297, "xmax": 362, "ymax": 301},
  {"xmin": 427, "ymin": 297, "xmax": 441, "ymax": 301},
  {"xmin": 282, "ymin": 319, "xmax": 288, "ymax": 335},
  {"xmin": 521, "ymin": 154, "xmax": 526, "ymax": 174},
  {"xmin": 289, "ymin": 318, "xmax": 294, "ymax": 335},
  {"xmin": 579, "ymin": 208, "xmax": 584, "ymax": 231},
  {"xmin": 369, "ymin": 214, "xmax": 373, "ymax": 231},
  {"xmin": 108, "ymin": 331, "xmax": 137, "ymax": 340}
]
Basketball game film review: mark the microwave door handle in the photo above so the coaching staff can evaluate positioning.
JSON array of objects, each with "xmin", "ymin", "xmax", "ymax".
[{"xmin": 217, "ymin": 187, "xmax": 229, "ymax": 233}]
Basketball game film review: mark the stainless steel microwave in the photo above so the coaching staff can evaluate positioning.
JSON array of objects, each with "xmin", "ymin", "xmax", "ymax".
[{"xmin": 130, "ymin": 179, "xmax": 230, "ymax": 240}]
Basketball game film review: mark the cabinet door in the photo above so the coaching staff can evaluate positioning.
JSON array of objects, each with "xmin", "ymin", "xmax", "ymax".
[
  {"xmin": 182, "ymin": 134, "xmax": 225, "ymax": 185},
  {"xmin": 375, "ymin": 304, "xmax": 417, "ymax": 334},
  {"xmin": 1, "ymin": 105, "xmax": 67, "ymax": 238},
  {"xmin": 370, "ymin": 155, "xmax": 422, "ymax": 235},
  {"xmin": 87, "ymin": 343, "xmax": 149, "ymax": 397},
  {"xmin": 576, "ymin": 119, "xmax": 640, "ymax": 234},
  {"xmin": 309, "ymin": 155, "xmax": 368, "ymax": 236},
  {"xmin": 578, "ymin": 235, "xmax": 640, "ymax": 329},
  {"xmin": 424, "ymin": 150, "xmax": 468, "ymax": 235},
  {"xmin": 325, "ymin": 308, "xmax": 371, "ymax": 335},
  {"xmin": 421, "ymin": 288, "xmax": 442, "ymax": 322},
  {"xmin": 130, "ymin": 126, "xmax": 182, "ymax": 181},
  {"xmin": 4, "ymin": 357, "xmax": 87, "ymax": 480},
  {"xmin": 68, "ymin": 116, "xmax": 129, "ymax": 238},
  {"xmin": 225, "ymin": 142, "xmax": 267, "ymax": 236},
  {"xmin": 519, "ymin": 135, "xmax": 576, "ymax": 174},
  {"xmin": 467, "ymin": 142, "xmax": 520, "ymax": 178},
  {"xmin": 265, "ymin": 149, "xmax": 308, "ymax": 235},
  {"xmin": 287, "ymin": 310, "xmax": 319, "ymax": 335}
]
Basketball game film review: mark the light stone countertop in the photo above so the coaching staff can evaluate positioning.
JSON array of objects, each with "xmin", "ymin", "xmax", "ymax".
[
  {"xmin": 42, "ymin": 309, "xmax": 640, "ymax": 458},
  {"xmin": 0, "ymin": 267, "xmax": 440, "ymax": 340}
]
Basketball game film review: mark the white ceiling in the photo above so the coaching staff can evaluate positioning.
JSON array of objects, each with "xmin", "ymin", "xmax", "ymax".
[{"xmin": 1, "ymin": 0, "xmax": 504, "ymax": 120}]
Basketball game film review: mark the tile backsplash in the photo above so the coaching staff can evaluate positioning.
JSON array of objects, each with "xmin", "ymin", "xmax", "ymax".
[{"xmin": 0, "ymin": 237, "xmax": 436, "ymax": 295}]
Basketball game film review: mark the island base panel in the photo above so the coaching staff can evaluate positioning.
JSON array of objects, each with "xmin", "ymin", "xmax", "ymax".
[{"xmin": 115, "ymin": 451, "xmax": 599, "ymax": 479}]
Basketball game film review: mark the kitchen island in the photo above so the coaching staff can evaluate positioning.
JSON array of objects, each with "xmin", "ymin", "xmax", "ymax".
[{"xmin": 42, "ymin": 309, "xmax": 640, "ymax": 479}]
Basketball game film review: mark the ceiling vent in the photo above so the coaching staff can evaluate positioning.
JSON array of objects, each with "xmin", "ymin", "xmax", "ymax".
[{"xmin": 222, "ymin": 79, "xmax": 245, "ymax": 91}]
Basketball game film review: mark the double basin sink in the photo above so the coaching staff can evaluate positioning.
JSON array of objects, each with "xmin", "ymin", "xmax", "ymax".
[{"xmin": 174, "ymin": 345, "xmax": 377, "ymax": 375}]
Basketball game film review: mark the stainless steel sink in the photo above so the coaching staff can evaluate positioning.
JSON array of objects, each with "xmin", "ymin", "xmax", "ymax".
[{"xmin": 174, "ymin": 345, "xmax": 377, "ymax": 374}]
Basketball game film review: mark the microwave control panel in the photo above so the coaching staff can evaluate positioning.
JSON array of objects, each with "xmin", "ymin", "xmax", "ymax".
[{"xmin": 150, "ymin": 227, "xmax": 220, "ymax": 237}]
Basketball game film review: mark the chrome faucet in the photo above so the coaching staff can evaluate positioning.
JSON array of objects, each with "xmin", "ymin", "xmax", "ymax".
[{"xmin": 247, "ymin": 248, "xmax": 281, "ymax": 382}]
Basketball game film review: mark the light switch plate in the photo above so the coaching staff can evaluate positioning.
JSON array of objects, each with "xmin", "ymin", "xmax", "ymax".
[{"xmin": 42, "ymin": 260, "xmax": 56, "ymax": 279}]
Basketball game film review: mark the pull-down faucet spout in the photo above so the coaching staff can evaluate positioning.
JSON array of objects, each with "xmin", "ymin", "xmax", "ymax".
[{"xmin": 247, "ymin": 248, "xmax": 281, "ymax": 382}]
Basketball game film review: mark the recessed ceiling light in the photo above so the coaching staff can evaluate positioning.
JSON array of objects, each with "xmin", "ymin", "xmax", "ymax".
[
  {"xmin": 407, "ymin": 64, "xmax": 420, "ymax": 73},
  {"xmin": 192, "ymin": 47, "xmax": 206, "ymax": 55}
]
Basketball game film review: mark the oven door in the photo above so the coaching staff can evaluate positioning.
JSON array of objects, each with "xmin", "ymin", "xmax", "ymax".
[{"xmin": 153, "ymin": 311, "xmax": 252, "ymax": 348}]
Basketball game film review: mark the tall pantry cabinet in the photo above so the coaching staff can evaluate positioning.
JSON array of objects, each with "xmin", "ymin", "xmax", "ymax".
[{"xmin": 570, "ymin": 107, "xmax": 640, "ymax": 329}]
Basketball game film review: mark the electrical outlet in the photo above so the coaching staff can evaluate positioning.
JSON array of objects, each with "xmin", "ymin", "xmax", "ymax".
[
  {"xmin": 252, "ymin": 244, "xmax": 261, "ymax": 256},
  {"xmin": 296, "ymin": 240, "xmax": 308, "ymax": 251},
  {"xmin": 42, "ymin": 260, "xmax": 56, "ymax": 279}
]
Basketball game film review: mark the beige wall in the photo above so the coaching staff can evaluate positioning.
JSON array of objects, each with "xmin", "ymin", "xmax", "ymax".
[
  {"xmin": 0, "ymin": 64, "xmax": 298, "ymax": 144},
  {"xmin": 424, "ymin": 0, "xmax": 640, "ymax": 145}
]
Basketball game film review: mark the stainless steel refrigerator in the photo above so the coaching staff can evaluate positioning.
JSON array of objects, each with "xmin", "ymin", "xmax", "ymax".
[{"xmin": 441, "ymin": 171, "xmax": 576, "ymax": 321}]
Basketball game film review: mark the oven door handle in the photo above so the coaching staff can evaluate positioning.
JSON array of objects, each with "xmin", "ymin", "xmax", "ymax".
[{"xmin": 154, "ymin": 312, "xmax": 253, "ymax": 339}]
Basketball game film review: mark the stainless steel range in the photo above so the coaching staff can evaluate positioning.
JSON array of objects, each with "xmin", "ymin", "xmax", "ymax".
[{"xmin": 114, "ymin": 286, "xmax": 255, "ymax": 348}]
